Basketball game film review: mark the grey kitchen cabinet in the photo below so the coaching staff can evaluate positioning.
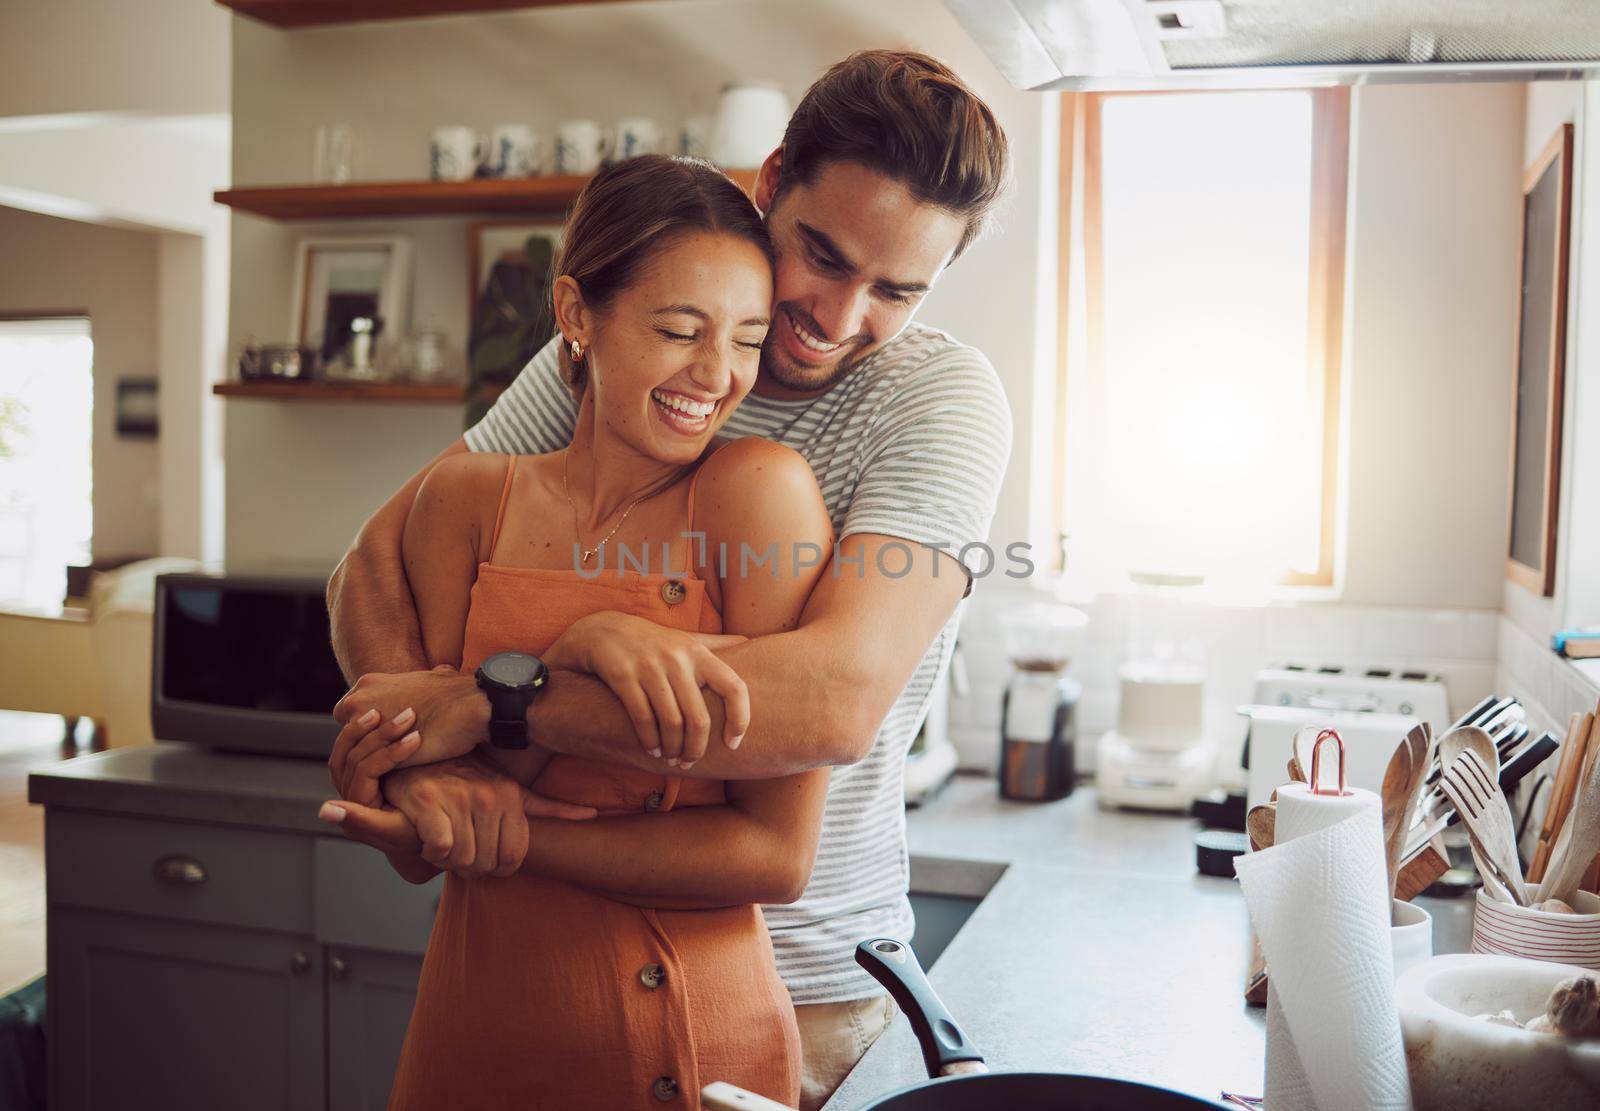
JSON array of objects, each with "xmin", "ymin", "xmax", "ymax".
[
  {"xmin": 325, "ymin": 947, "xmax": 424, "ymax": 1111},
  {"xmin": 49, "ymin": 908, "xmax": 325, "ymax": 1111},
  {"xmin": 37, "ymin": 798, "xmax": 443, "ymax": 1111}
]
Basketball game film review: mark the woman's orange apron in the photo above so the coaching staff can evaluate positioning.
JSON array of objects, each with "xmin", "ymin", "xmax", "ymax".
[{"xmin": 388, "ymin": 453, "xmax": 801, "ymax": 1110}]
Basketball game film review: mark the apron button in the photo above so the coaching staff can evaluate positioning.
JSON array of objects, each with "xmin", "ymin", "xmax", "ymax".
[
  {"xmin": 659, "ymin": 580, "xmax": 686, "ymax": 605},
  {"xmin": 639, "ymin": 963, "xmax": 665, "ymax": 989},
  {"xmin": 644, "ymin": 791, "xmax": 663, "ymax": 812},
  {"xmin": 652, "ymin": 1076, "xmax": 679, "ymax": 1101}
]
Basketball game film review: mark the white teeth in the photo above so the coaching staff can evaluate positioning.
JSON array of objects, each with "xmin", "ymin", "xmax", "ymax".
[
  {"xmin": 789, "ymin": 314, "xmax": 841, "ymax": 353},
  {"xmin": 651, "ymin": 390, "xmax": 716, "ymax": 418}
]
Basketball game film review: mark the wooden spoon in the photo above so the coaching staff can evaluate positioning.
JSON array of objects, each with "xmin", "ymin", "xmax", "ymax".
[
  {"xmin": 1381, "ymin": 724, "xmax": 1432, "ymax": 903},
  {"xmin": 1537, "ymin": 745, "xmax": 1600, "ymax": 905},
  {"xmin": 1247, "ymin": 803, "xmax": 1277, "ymax": 852}
]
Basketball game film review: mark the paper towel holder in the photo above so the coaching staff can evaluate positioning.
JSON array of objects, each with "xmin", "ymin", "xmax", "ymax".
[{"xmin": 1307, "ymin": 728, "xmax": 1350, "ymax": 796}]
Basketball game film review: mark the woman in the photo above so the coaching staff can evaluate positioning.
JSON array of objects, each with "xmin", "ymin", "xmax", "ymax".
[{"xmin": 381, "ymin": 156, "xmax": 833, "ymax": 1108}]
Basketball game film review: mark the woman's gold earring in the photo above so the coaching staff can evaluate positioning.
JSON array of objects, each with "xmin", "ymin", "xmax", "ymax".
[{"xmin": 570, "ymin": 338, "xmax": 584, "ymax": 362}]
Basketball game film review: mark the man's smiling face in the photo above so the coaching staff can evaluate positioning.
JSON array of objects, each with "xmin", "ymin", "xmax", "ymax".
[{"xmin": 754, "ymin": 158, "xmax": 968, "ymax": 399}]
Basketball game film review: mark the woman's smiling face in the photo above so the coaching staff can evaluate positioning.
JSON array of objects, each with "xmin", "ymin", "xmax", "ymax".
[{"xmin": 579, "ymin": 230, "xmax": 773, "ymax": 464}]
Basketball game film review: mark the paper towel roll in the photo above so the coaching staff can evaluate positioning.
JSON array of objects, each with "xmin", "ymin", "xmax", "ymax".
[{"xmin": 1234, "ymin": 783, "xmax": 1411, "ymax": 1111}]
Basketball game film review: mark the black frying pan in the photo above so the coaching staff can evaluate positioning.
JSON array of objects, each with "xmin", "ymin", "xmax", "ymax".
[{"xmin": 847, "ymin": 937, "xmax": 1221, "ymax": 1110}]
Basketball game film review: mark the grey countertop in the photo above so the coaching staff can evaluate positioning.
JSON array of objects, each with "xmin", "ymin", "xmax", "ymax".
[
  {"xmin": 827, "ymin": 774, "xmax": 1476, "ymax": 1110},
  {"xmin": 28, "ymin": 743, "xmax": 334, "ymax": 835},
  {"xmin": 28, "ymin": 747, "xmax": 1475, "ymax": 1108}
]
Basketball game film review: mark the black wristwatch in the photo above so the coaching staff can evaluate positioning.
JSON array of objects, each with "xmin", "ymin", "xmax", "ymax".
[{"xmin": 474, "ymin": 651, "xmax": 548, "ymax": 750}]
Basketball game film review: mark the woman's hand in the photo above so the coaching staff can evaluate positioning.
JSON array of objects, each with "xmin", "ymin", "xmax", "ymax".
[{"xmin": 543, "ymin": 610, "xmax": 751, "ymax": 768}]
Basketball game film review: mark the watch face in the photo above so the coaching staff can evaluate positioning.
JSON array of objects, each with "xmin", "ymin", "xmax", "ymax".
[{"xmin": 481, "ymin": 652, "xmax": 544, "ymax": 688}]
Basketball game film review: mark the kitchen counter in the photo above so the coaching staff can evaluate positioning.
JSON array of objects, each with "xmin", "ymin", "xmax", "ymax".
[
  {"xmin": 27, "ymin": 742, "xmax": 334, "ymax": 834},
  {"xmin": 30, "ymin": 748, "xmax": 1475, "ymax": 1109},
  {"xmin": 828, "ymin": 774, "xmax": 1475, "ymax": 1109}
]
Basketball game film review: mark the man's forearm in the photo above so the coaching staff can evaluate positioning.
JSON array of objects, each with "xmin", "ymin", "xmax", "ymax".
[
  {"xmin": 531, "ymin": 630, "xmax": 873, "ymax": 780},
  {"xmin": 328, "ymin": 437, "xmax": 468, "ymax": 682},
  {"xmin": 520, "ymin": 806, "xmax": 803, "ymax": 908},
  {"xmin": 328, "ymin": 550, "xmax": 430, "ymax": 680}
]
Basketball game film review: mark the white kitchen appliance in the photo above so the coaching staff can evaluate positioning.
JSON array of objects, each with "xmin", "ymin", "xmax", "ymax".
[
  {"xmin": 1242, "ymin": 663, "xmax": 1452, "ymax": 808},
  {"xmin": 1096, "ymin": 663, "xmax": 1216, "ymax": 810},
  {"xmin": 1095, "ymin": 572, "xmax": 1216, "ymax": 811}
]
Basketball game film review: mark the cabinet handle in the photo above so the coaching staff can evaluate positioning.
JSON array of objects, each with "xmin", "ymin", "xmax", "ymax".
[
  {"xmin": 290, "ymin": 951, "xmax": 312, "ymax": 975},
  {"xmin": 329, "ymin": 956, "xmax": 348, "ymax": 980},
  {"xmin": 153, "ymin": 854, "xmax": 207, "ymax": 886}
]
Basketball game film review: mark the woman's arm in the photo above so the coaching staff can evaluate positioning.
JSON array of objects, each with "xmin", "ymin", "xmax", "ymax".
[{"xmin": 515, "ymin": 438, "xmax": 834, "ymax": 905}]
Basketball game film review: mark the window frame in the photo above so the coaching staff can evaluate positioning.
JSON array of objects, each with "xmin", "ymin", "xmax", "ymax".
[{"xmin": 1055, "ymin": 87, "xmax": 1351, "ymax": 588}]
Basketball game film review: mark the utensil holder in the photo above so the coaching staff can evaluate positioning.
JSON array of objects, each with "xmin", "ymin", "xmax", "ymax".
[{"xmin": 1470, "ymin": 884, "xmax": 1600, "ymax": 969}]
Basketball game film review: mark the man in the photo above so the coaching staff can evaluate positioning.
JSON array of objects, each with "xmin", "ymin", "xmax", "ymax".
[{"xmin": 324, "ymin": 49, "xmax": 1011, "ymax": 1110}]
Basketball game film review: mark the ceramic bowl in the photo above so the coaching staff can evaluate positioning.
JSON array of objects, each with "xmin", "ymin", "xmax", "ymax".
[
  {"xmin": 1471, "ymin": 885, "xmax": 1600, "ymax": 969},
  {"xmin": 1397, "ymin": 953, "xmax": 1600, "ymax": 1109}
]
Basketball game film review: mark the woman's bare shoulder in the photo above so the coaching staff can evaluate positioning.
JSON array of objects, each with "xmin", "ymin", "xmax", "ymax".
[
  {"xmin": 693, "ymin": 437, "xmax": 828, "ymax": 543},
  {"xmin": 414, "ymin": 452, "xmax": 516, "ymax": 522}
]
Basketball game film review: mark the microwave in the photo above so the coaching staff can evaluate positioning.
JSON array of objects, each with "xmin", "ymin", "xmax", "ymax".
[{"xmin": 152, "ymin": 570, "xmax": 346, "ymax": 757}]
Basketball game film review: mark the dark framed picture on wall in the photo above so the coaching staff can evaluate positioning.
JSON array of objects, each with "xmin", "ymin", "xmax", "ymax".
[
  {"xmin": 466, "ymin": 222, "xmax": 561, "ymax": 427},
  {"xmin": 1506, "ymin": 122, "xmax": 1573, "ymax": 597}
]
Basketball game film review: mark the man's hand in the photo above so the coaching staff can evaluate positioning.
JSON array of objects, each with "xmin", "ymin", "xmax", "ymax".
[
  {"xmin": 544, "ymin": 611, "xmax": 751, "ymax": 768},
  {"xmin": 322, "ymin": 752, "xmax": 597, "ymax": 878},
  {"xmin": 330, "ymin": 665, "xmax": 489, "ymax": 802}
]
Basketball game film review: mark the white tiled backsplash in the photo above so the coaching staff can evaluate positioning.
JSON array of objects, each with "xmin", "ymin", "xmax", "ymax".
[
  {"xmin": 1497, "ymin": 615, "xmax": 1600, "ymax": 736},
  {"xmin": 948, "ymin": 590, "xmax": 1504, "ymax": 777}
]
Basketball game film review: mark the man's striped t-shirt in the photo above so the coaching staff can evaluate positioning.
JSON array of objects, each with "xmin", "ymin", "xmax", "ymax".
[{"xmin": 464, "ymin": 322, "xmax": 1011, "ymax": 1003}]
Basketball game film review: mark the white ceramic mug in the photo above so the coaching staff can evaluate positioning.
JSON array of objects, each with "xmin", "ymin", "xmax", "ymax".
[
  {"xmin": 430, "ymin": 126, "xmax": 484, "ymax": 182},
  {"xmin": 709, "ymin": 82, "xmax": 790, "ymax": 168},
  {"xmin": 1390, "ymin": 898, "xmax": 1434, "ymax": 980},
  {"xmin": 555, "ymin": 119, "xmax": 610, "ymax": 175},
  {"xmin": 616, "ymin": 117, "xmax": 664, "ymax": 161},
  {"xmin": 489, "ymin": 124, "xmax": 543, "ymax": 178}
]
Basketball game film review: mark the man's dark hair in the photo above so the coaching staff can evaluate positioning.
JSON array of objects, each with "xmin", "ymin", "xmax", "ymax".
[{"xmin": 776, "ymin": 49, "xmax": 1010, "ymax": 258}]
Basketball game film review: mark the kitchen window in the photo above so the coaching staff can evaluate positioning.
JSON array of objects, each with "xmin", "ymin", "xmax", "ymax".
[
  {"xmin": 0, "ymin": 315, "xmax": 94, "ymax": 609},
  {"xmin": 1056, "ymin": 88, "xmax": 1349, "ymax": 589}
]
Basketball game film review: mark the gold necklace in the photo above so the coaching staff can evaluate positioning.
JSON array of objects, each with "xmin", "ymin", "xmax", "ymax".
[{"xmin": 561, "ymin": 451, "xmax": 682, "ymax": 565}]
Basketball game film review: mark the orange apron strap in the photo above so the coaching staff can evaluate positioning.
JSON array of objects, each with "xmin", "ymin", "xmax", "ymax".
[{"xmin": 485, "ymin": 455, "xmax": 519, "ymax": 563}]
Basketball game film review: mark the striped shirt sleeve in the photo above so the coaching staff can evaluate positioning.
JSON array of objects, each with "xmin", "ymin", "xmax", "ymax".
[
  {"xmin": 839, "ymin": 349, "xmax": 1013, "ymax": 574},
  {"xmin": 462, "ymin": 335, "xmax": 578, "ymax": 454}
]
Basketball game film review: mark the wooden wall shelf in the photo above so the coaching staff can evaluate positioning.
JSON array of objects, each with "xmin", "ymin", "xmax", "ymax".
[
  {"xmin": 215, "ymin": 169, "xmax": 755, "ymax": 221},
  {"xmin": 217, "ymin": 1, "xmax": 637, "ymax": 30},
  {"xmin": 213, "ymin": 381, "xmax": 469, "ymax": 402}
]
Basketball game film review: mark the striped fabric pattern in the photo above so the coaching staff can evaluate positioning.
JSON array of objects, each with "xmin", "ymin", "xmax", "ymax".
[{"xmin": 465, "ymin": 323, "xmax": 1012, "ymax": 1002}]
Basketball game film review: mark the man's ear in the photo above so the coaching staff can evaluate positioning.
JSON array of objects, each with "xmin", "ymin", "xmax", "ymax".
[
  {"xmin": 551, "ymin": 275, "xmax": 588, "ymax": 348},
  {"xmin": 753, "ymin": 145, "xmax": 784, "ymax": 214}
]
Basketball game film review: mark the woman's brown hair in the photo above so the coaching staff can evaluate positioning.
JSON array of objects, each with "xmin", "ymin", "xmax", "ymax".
[
  {"xmin": 555, "ymin": 154, "xmax": 774, "ymax": 395},
  {"xmin": 776, "ymin": 50, "xmax": 1010, "ymax": 259}
]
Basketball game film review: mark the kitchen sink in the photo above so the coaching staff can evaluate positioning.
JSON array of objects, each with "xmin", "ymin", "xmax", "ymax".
[{"xmin": 907, "ymin": 855, "xmax": 1005, "ymax": 967}]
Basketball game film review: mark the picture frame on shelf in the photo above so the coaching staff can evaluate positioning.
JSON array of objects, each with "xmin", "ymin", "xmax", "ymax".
[
  {"xmin": 289, "ymin": 235, "xmax": 412, "ymax": 372},
  {"xmin": 466, "ymin": 221, "xmax": 561, "ymax": 426},
  {"xmin": 1506, "ymin": 123, "xmax": 1573, "ymax": 598}
]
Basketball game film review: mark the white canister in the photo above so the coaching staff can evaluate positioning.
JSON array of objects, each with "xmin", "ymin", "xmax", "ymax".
[
  {"xmin": 430, "ymin": 126, "xmax": 484, "ymax": 182},
  {"xmin": 1390, "ymin": 898, "xmax": 1434, "ymax": 980},
  {"xmin": 709, "ymin": 82, "xmax": 790, "ymax": 169},
  {"xmin": 556, "ymin": 119, "xmax": 610, "ymax": 175},
  {"xmin": 616, "ymin": 117, "xmax": 664, "ymax": 161},
  {"xmin": 489, "ymin": 124, "xmax": 542, "ymax": 178}
]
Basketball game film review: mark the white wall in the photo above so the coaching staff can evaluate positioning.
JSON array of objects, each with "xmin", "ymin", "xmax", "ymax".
[
  {"xmin": 0, "ymin": 206, "xmax": 161, "ymax": 557},
  {"xmin": 223, "ymin": 0, "xmax": 1049, "ymax": 568},
  {"xmin": 1339, "ymin": 82, "xmax": 1526, "ymax": 609},
  {"xmin": 0, "ymin": 0, "xmax": 229, "ymax": 121}
]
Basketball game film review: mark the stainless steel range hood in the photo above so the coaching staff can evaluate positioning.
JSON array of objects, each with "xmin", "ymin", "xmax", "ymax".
[{"xmin": 942, "ymin": 0, "xmax": 1600, "ymax": 90}]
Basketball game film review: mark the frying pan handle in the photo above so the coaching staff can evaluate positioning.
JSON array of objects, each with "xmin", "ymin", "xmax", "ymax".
[{"xmin": 855, "ymin": 938, "xmax": 985, "ymax": 1078}]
